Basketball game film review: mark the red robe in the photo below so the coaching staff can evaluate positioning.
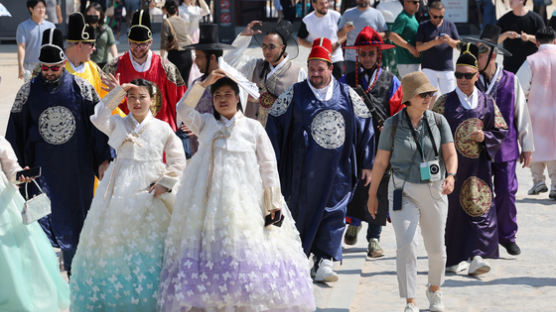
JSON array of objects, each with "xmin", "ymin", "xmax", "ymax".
[{"xmin": 103, "ymin": 52, "xmax": 186, "ymax": 131}]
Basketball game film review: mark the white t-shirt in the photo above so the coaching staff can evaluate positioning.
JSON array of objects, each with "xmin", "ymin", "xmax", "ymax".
[
  {"xmin": 301, "ymin": 10, "xmax": 343, "ymax": 63},
  {"xmin": 338, "ymin": 7, "xmax": 388, "ymax": 62}
]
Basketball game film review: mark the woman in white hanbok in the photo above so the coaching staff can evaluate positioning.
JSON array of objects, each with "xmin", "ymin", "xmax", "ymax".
[
  {"xmin": 158, "ymin": 71, "xmax": 315, "ymax": 311},
  {"xmin": 70, "ymin": 79, "xmax": 186, "ymax": 311}
]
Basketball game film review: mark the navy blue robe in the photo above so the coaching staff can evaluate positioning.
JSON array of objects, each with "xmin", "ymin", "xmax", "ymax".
[
  {"xmin": 6, "ymin": 71, "xmax": 111, "ymax": 271},
  {"xmin": 266, "ymin": 79, "xmax": 375, "ymax": 261}
]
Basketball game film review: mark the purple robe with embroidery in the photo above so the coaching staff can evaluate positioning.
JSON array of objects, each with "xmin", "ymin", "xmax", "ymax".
[{"xmin": 432, "ymin": 89, "xmax": 508, "ymax": 266}]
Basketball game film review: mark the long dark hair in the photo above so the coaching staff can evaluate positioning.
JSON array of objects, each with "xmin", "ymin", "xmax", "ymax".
[
  {"xmin": 210, "ymin": 77, "xmax": 242, "ymax": 120},
  {"xmin": 86, "ymin": 2, "xmax": 105, "ymax": 31}
]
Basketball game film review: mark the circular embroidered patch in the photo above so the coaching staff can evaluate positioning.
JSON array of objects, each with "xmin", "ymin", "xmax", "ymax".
[
  {"xmin": 348, "ymin": 88, "xmax": 371, "ymax": 118},
  {"xmin": 455, "ymin": 118, "xmax": 483, "ymax": 159},
  {"xmin": 459, "ymin": 176, "xmax": 492, "ymax": 217},
  {"xmin": 311, "ymin": 110, "xmax": 345, "ymax": 149},
  {"xmin": 259, "ymin": 92, "xmax": 277, "ymax": 109},
  {"xmin": 39, "ymin": 106, "xmax": 76, "ymax": 145},
  {"xmin": 269, "ymin": 86, "xmax": 293, "ymax": 117}
]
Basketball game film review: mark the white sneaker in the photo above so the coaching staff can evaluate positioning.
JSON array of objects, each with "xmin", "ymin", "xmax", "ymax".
[
  {"xmin": 446, "ymin": 261, "xmax": 469, "ymax": 274},
  {"xmin": 313, "ymin": 258, "xmax": 339, "ymax": 282},
  {"xmin": 404, "ymin": 302, "xmax": 418, "ymax": 312},
  {"xmin": 468, "ymin": 255, "xmax": 491, "ymax": 276},
  {"xmin": 426, "ymin": 286, "xmax": 445, "ymax": 311}
]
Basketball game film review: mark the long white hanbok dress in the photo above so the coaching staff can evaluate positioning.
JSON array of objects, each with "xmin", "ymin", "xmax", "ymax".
[
  {"xmin": 158, "ymin": 83, "xmax": 315, "ymax": 312},
  {"xmin": 0, "ymin": 136, "xmax": 69, "ymax": 312},
  {"xmin": 69, "ymin": 86, "xmax": 186, "ymax": 311}
]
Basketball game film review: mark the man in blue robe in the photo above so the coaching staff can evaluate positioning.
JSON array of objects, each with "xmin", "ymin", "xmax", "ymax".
[
  {"xmin": 266, "ymin": 38, "xmax": 375, "ymax": 282},
  {"xmin": 6, "ymin": 28, "xmax": 111, "ymax": 274}
]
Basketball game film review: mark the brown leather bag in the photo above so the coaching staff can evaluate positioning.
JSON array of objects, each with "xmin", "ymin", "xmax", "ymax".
[{"xmin": 164, "ymin": 18, "xmax": 179, "ymax": 51}]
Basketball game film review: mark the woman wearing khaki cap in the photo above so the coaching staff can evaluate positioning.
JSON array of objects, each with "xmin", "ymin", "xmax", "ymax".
[{"xmin": 367, "ymin": 71, "xmax": 458, "ymax": 312}]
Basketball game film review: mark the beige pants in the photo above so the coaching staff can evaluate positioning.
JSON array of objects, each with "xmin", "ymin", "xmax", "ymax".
[
  {"xmin": 389, "ymin": 178, "xmax": 448, "ymax": 298},
  {"xmin": 530, "ymin": 161, "xmax": 556, "ymax": 191}
]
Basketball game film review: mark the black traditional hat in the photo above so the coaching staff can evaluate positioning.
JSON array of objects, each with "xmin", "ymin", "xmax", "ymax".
[
  {"xmin": 128, "ymin": 10, "xmax": 152, "ymax": 43},
  {"xmin": 461, "ymin": 24, "xmax": 511, "ymax": 56},
  {"xmin": 456, "ymin": 43, "xmax": 479, "ymax": 69},
  {"xmin": 39, "ymin": 28, "xmax": 66, "ymax": 65},
  {"xmin": 184, "ymin": 23, "xmax": 234, "ymax": 50},
  {"xmin": 67, "ymin": 12, "xmax": 96, "ymax": 43},
  {"xmin": 254, "ymin": 20, "xmax": 299, "ymax": 59}
]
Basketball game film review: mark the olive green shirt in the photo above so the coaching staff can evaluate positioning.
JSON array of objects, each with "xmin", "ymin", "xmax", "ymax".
[
  {"xmin": 91, "ymin": 26, "xmax": 116, "ymax": 65},
  {"xmin": 378, "ymin": 108, "xmax": 453, "ymax": 183}
]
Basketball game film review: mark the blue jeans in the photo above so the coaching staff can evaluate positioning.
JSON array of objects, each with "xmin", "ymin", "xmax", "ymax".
[{"xmin": 478, "ymin": 0, "xmax": 496, "ymax": 30}]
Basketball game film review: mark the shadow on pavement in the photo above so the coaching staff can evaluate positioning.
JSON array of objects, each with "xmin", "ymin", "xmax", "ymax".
[
  {"xmin": 443, "ymin": 276, "xmax": 556, "ymax": 288},
  {"xmin": 516, "ymin": 198, "xmax": 556, "ymax": 206}
]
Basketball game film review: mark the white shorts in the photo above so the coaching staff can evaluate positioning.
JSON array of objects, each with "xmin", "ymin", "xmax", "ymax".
[{"xmin": 422, "ymin": 68, "xmax": 456, "ymax": 95}]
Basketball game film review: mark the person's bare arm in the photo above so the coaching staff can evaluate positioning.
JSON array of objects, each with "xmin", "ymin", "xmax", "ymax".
[
  {"xmin": 389, "ymin": 32, "xmax": 419, "ymax": 57},
  {"xmin": 17, "ymin": 43, "xmax": 25, "ymax": 79},
  {"xmin": 520, "ymin": 32, "xmax": 537, "ymax": 44},
  {"xmin": 416, "ymin": 37, "xmax": 440, "ymax": 52},
  {"xmin": 56, "ymin": 4, "xmax": 63, "ymax": 23},
  {"xmin": 160, "ymin": 49, "xmax": 167, "ymax": 59},
  {"xmin": 109, "ymin": 44, "xmax": 118, "ymax": 60},
  {"xmin": 297, "ymin": 37, "xmax": 312, "ymax": 48},
  {"xmin": 337, "ymin": 23, "xmax": 354, "ymax": 41},
  {"xmin": 498, "ymin": 31, "xmax": 520, "ymax": 43},
  {"xmin": 441, "ymin": 142, "xmax": 457, "ymax": 195}
]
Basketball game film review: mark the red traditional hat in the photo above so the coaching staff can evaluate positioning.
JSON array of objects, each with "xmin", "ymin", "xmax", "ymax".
[
  {"xmin": 344, "ymin": 26, "xmax": 395, "ymax": 50},
  {"xmin": 308, "ymin": 37, "xmax": 332, "ymax": 63}
]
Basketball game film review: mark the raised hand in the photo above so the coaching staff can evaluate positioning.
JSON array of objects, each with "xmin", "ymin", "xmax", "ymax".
[
  {"xmin": 240, "ymin": 20, "xmax": 263, "ymax": 36},
  {"xmin": 101, "ymin": 72, "xmax": 121, "ymax": 92}
]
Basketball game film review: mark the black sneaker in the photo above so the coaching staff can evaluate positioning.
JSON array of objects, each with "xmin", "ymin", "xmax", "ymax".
[
  {"xmin": 502, "ymin": 242, "xmax": 521, "ymax": 255},
  {"xmin": 343, "ymin": 225, "xmax": 361, "ymax": 245}
]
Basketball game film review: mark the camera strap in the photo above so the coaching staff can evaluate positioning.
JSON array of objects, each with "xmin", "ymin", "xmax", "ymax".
[{"xmin": 404, "ymin": 110, "xmax": 439, "ymax": 161}]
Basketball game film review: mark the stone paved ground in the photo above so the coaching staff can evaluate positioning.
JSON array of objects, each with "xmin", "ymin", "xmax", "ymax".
[{"xmin": 1, "ymin": 19, "xmax": 555, "ymax": 311}]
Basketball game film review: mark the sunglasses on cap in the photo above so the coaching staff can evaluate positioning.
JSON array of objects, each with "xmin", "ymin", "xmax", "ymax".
[
  {"xmin": 418, "ymin": 91, "xmax": 435, "ymax": 98},
  {"xmin": 454, "ymin": 72, "xmax": 477, "ymax": 79},
  {"xmin": 431, "ymin": 14, "xmax": 444, "ymax": 19},
  {"xmin": 40, "ymin": 65, "xmax": 62, "ymax": 71}
]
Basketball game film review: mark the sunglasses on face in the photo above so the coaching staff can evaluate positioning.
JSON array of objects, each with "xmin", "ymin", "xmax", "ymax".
[
  {"xmin": 358, "ymin": 50, "xmax": 377, "ymax": 57},
  {"xmin": 40, "ymin": 65, "xmax": 62, "ymax": 71},
  {"xmin": 83, "ymin": 42, "xmax": 95, "ymax": 47},
  {"xmin": 418, "ymin": 91, "xmax": 435, "ymax": 98},
  {"xmin": 406, "ymin": 0, "xmax": 419, "ymax": 4},
  {"xmin": 454, "ymin": 72, "xmax": 477, "ymax": 79},
  {"xmin": 431, "ymin": 14, "xmax": 444, "ymax": 19}
]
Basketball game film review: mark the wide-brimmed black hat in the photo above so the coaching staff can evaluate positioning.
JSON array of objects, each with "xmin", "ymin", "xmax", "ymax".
[
  {"xmin": 67, "ymin": 12, "xmax": 96, "ymax": 43},
  {"xmin": 128, "ymin": 10, "xmax": 152, "ymax": 43},
  {"xmin": 461, "ymin": 24, "xmax": 511, "ymax": 56},
  {"xmin": 456, "ymin": 43, "xmax": 479, "ymax": 69},
  {"xmin": 39, "ymin": 28, "xmax": 66, "ymax": 65},
  {"xmin": 184, "ymin": 23, "xmax": 234, "ymax": 50},
  {"xmin": 254, "ymin": 20, "xmax": 299, "ymax": 59}
]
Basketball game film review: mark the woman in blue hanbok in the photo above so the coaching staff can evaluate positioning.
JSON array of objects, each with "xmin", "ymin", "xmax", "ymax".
[{"xmin": 0, "ymin": 136, "xmax": 69, "ymax": 312}]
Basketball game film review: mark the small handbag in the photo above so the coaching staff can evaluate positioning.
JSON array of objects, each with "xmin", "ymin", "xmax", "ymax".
[{"xmin": 21, "ymin": 180, "xmax": 51, "ymax": 225}]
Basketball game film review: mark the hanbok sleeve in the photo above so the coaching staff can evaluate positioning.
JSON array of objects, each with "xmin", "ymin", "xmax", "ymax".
[
  {"xmin": 176, "ymin": 82, "xmax": 208, "ymax": 135},
  {"xmin": 483, "ymin": 101, "xmax": 509, "ymax": 160},
  {"xmin": 5, "ymin": 82, "xmax": 32, "ymax": 167},
  {"xmin": 513, "ymin": 76, "xmax": 534, "ymax": 153},
  {"xmin": 348, "ymin": 87, "xmax": 375, "ymax": 170},
  {"xmin": 0, "ymin": 137, "xmax": 24, "ymax": 183},
  {"xmin": 255, "ymin": 123, "xmax": 282, "ymax": 212},
  {"xmin": 158, "ymin": 127, "xmax": 186, "ymax": 190},
  {"xmin": 90, "ymin": 85, "xmax": 126, "ymax": 136}
]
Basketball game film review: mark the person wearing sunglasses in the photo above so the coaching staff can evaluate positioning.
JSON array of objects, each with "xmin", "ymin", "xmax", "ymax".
[
  {"xmin": 367, "ymin": 71, "xmax": 457, "ymax": 312},
  {"xmin": 432, "ymin": 43, "xmax": 508, "ymax": 278},
  {"xmin": 339, "ymin": 26, "xmax": 404, "ymax": 259},
  {"xmin": 6, "ymin": 28, "xmax": 112, "ymax": 276},
  {"xmin": 469, "ymin": 24, "xmax": 535, "ymax": 256},
  {"xmin": 415, "ymin": 1, "xmax": 460, "ymax": 99}
]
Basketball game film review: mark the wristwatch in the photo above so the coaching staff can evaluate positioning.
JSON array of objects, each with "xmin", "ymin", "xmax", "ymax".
[{"xmin": 447, "ymin": 172, "xmax": 457, "ymax": 179}]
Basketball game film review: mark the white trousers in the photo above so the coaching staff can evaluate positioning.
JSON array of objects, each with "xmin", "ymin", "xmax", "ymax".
[
  {"xmin": 422, "ymin": 68, "xmax": 456, "ymax": 95},
  {"xmin": 389, "ymin": 178, "xmax": 448, "ymax": 298},
  {"xmin": 530, "ymin": 161, "xmax": 556, "ymax": 191},
  {"xmin": 397, "ymin": 64, "xmax": 421, "ymax": 78}
]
